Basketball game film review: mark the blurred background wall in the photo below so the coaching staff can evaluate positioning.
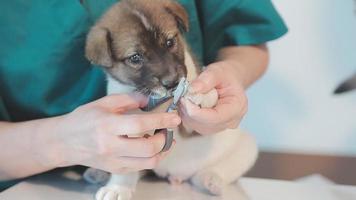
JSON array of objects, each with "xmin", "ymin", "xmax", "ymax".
[{"xmin": 242, "ymin": 0, "xmax": 356, "ymax": 156}]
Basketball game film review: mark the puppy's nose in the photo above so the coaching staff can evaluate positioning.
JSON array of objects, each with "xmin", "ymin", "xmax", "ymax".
[{"xmin": 161, "ymin": 75, "xmax": 178, "ymax": 89}]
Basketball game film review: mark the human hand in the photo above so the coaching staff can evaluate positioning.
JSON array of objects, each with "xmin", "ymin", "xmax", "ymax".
[
  {"xmin": 53, "ymin": 94, "xmax": 181, "ymax": 173},
  {"xmin": 178, "ymin": 60, "xmax": 248, "ymax": 135}
]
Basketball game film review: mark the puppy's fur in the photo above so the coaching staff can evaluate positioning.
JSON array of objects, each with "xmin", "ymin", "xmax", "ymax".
[
  {"xmin": 85, "ymin": 1, "xmax": 258, "ymax": 199},
  {"xmin": 86, "ymin": 0, "xmax": 196, "ymax": 97}
]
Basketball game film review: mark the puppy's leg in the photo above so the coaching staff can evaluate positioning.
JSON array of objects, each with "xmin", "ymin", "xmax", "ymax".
[
  {"xmin": 84, "ymin": 168, "xmax": 110, "ymax": 184},
  {"xmin": 191, "ymin": 132, "xmax": 258, "ymax": 195},
  {"xmin": 96, "ymin": 173, "xmax": 140, "ymax": 200}
]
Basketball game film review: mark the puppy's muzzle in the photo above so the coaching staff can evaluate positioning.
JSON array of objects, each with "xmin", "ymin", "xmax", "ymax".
[{"xmin": 160, "ymin": 74, "xmax": 179, "ymax": 89}]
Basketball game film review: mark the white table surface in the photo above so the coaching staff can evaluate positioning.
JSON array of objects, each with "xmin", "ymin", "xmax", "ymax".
[{"xmin": 1, "ymin": 169, "xmax": 355, "ymax": 200}]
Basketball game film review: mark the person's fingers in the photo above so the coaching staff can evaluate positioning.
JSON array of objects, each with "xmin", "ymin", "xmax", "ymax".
[
  {"xmin": 116, "ymin": 131, "xmax": 172, "ymax": 157},
  {"xmin": 179, "ymin": 113, "xmax": 226, "ymax": 135},
  {"xmin": 110, "ymin": 113, "xmax": 181, "ymax": 135},
  {"xmin": 103, "ymin": 149, "xmax": 172, "ymax": 174},
  {"xmin": 189, "ymin": 67, "xmax": 221, "ymax": 94},
  {"xmin": 119, "ymin": 144, "xmax": 174, "ymax": 170},
  {"xmin": 179, "ymin": 98, "xmax": 203, "ymax": 119},
  {"xmin": 91, "ymin": 93, "xmax": 148, "ymax": 112}
]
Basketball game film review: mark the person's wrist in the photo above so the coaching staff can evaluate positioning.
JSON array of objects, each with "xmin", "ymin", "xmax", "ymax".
[
  {"xmin": 33, "ymin": 116, "xmax": 70, "ymax": 168},
  {"xmin": 217, "ymin": 59, "xmax": 247, "ymax": 88}
]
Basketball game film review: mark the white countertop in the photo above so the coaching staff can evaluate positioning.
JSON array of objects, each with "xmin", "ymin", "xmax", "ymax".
[{"xmin": 1, "ymin": 170, "xmax": 355, "ymax": 200}]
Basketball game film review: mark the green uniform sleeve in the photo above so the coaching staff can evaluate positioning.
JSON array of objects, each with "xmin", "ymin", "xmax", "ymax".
[
  {"xmin": 196, "ymin": 0, "xmax": 288, "ymax": 63},
  {"xmin": 0, "ymin": 96, "xmax": 10, "ymax": 121},
  {"xmin": 0, "ymin": 180, "xmax": 19, "ymax": 192},
  {"xmin": 80, "ymin": 0, "xmax": 117, "ymax": 22}
]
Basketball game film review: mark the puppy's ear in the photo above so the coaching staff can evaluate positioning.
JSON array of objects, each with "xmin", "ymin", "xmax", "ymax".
[
  {"xmin": 85, "ymin": 27, "xmax": 114, "ymax": 67},
  {"xmin": 165, "ymin": 2, "xmax": 189, "ymax": 32}
]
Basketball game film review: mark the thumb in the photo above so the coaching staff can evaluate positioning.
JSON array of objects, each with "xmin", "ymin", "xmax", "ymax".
[
  {"xmin": 189, "ymin": 68, "xmax": 219, "ymax": 94},
  {"xmin": 93, "ymin": 93, "xmax": 148, "ymax": 112}
]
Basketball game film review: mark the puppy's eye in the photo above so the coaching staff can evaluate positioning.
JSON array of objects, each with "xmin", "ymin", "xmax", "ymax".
[
  {"xmin": 126, "ymin": 53, "xmax": 144, "ymax": 68},
  {"xmin": 166, "ymin": 38, "xmax": 176, "ymax": 49}
]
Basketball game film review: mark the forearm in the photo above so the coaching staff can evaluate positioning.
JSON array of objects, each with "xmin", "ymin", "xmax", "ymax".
[
  {"xmin": 217, "ymin": 44, "xmax": 269, "ymax": 89},
  {"xmin": 0, "ymin": 117, "xmax": 63, "ymax": 181}
]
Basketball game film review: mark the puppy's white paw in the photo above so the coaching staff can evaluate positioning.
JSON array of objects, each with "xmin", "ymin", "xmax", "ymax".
[
  {"xmin": 187, "ymin": 89, "xmax": 218, "ymax": 108},
  {"xmin": 95, "ymin": 185, "xmax": 133, "ymax": 200},
  {"xmin": 191, "ymin": 172, "xmax": 225, "ymax": 196}
]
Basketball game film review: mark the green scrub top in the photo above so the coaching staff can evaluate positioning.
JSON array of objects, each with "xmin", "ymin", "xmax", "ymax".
[{"xmin": 0, "ymin": 0, "xmax": 287, "ymax": 189}]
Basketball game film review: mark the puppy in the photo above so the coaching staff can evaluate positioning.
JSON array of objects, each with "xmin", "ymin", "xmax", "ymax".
[{"xmin": 85, "ymin": 0, "xmax": 258, "ymax": 199}]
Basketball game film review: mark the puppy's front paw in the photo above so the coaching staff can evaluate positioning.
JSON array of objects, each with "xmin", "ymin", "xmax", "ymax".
[
  {"xmin": 191, "ymin": 172, "xmax": 224, "ymax": 196},
  {"xmin": 95, "ymin": 185, "xmax": 133, "ymax": 200},
  {"xmin": 187, "ymin": 89, "xmax": 218, "ymax": 108}
]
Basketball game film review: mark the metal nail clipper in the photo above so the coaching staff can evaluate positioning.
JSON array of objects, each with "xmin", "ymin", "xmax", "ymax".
[
  {"xmin": 142, "ymin": 78, "xmax": 190, "ymax": 152},
  {"xmin": 160, "ymin": 77, "xmax": 189, "ymax": 151}
]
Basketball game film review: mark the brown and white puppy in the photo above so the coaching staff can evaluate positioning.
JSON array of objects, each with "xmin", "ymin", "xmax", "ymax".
[
  {"xmin": 85, "ymin": 1, "xmax": 258, "ymax": 200},
  {"xmin": 86, "ymin": 0, "xmax": 196, "ymax": 98}
]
